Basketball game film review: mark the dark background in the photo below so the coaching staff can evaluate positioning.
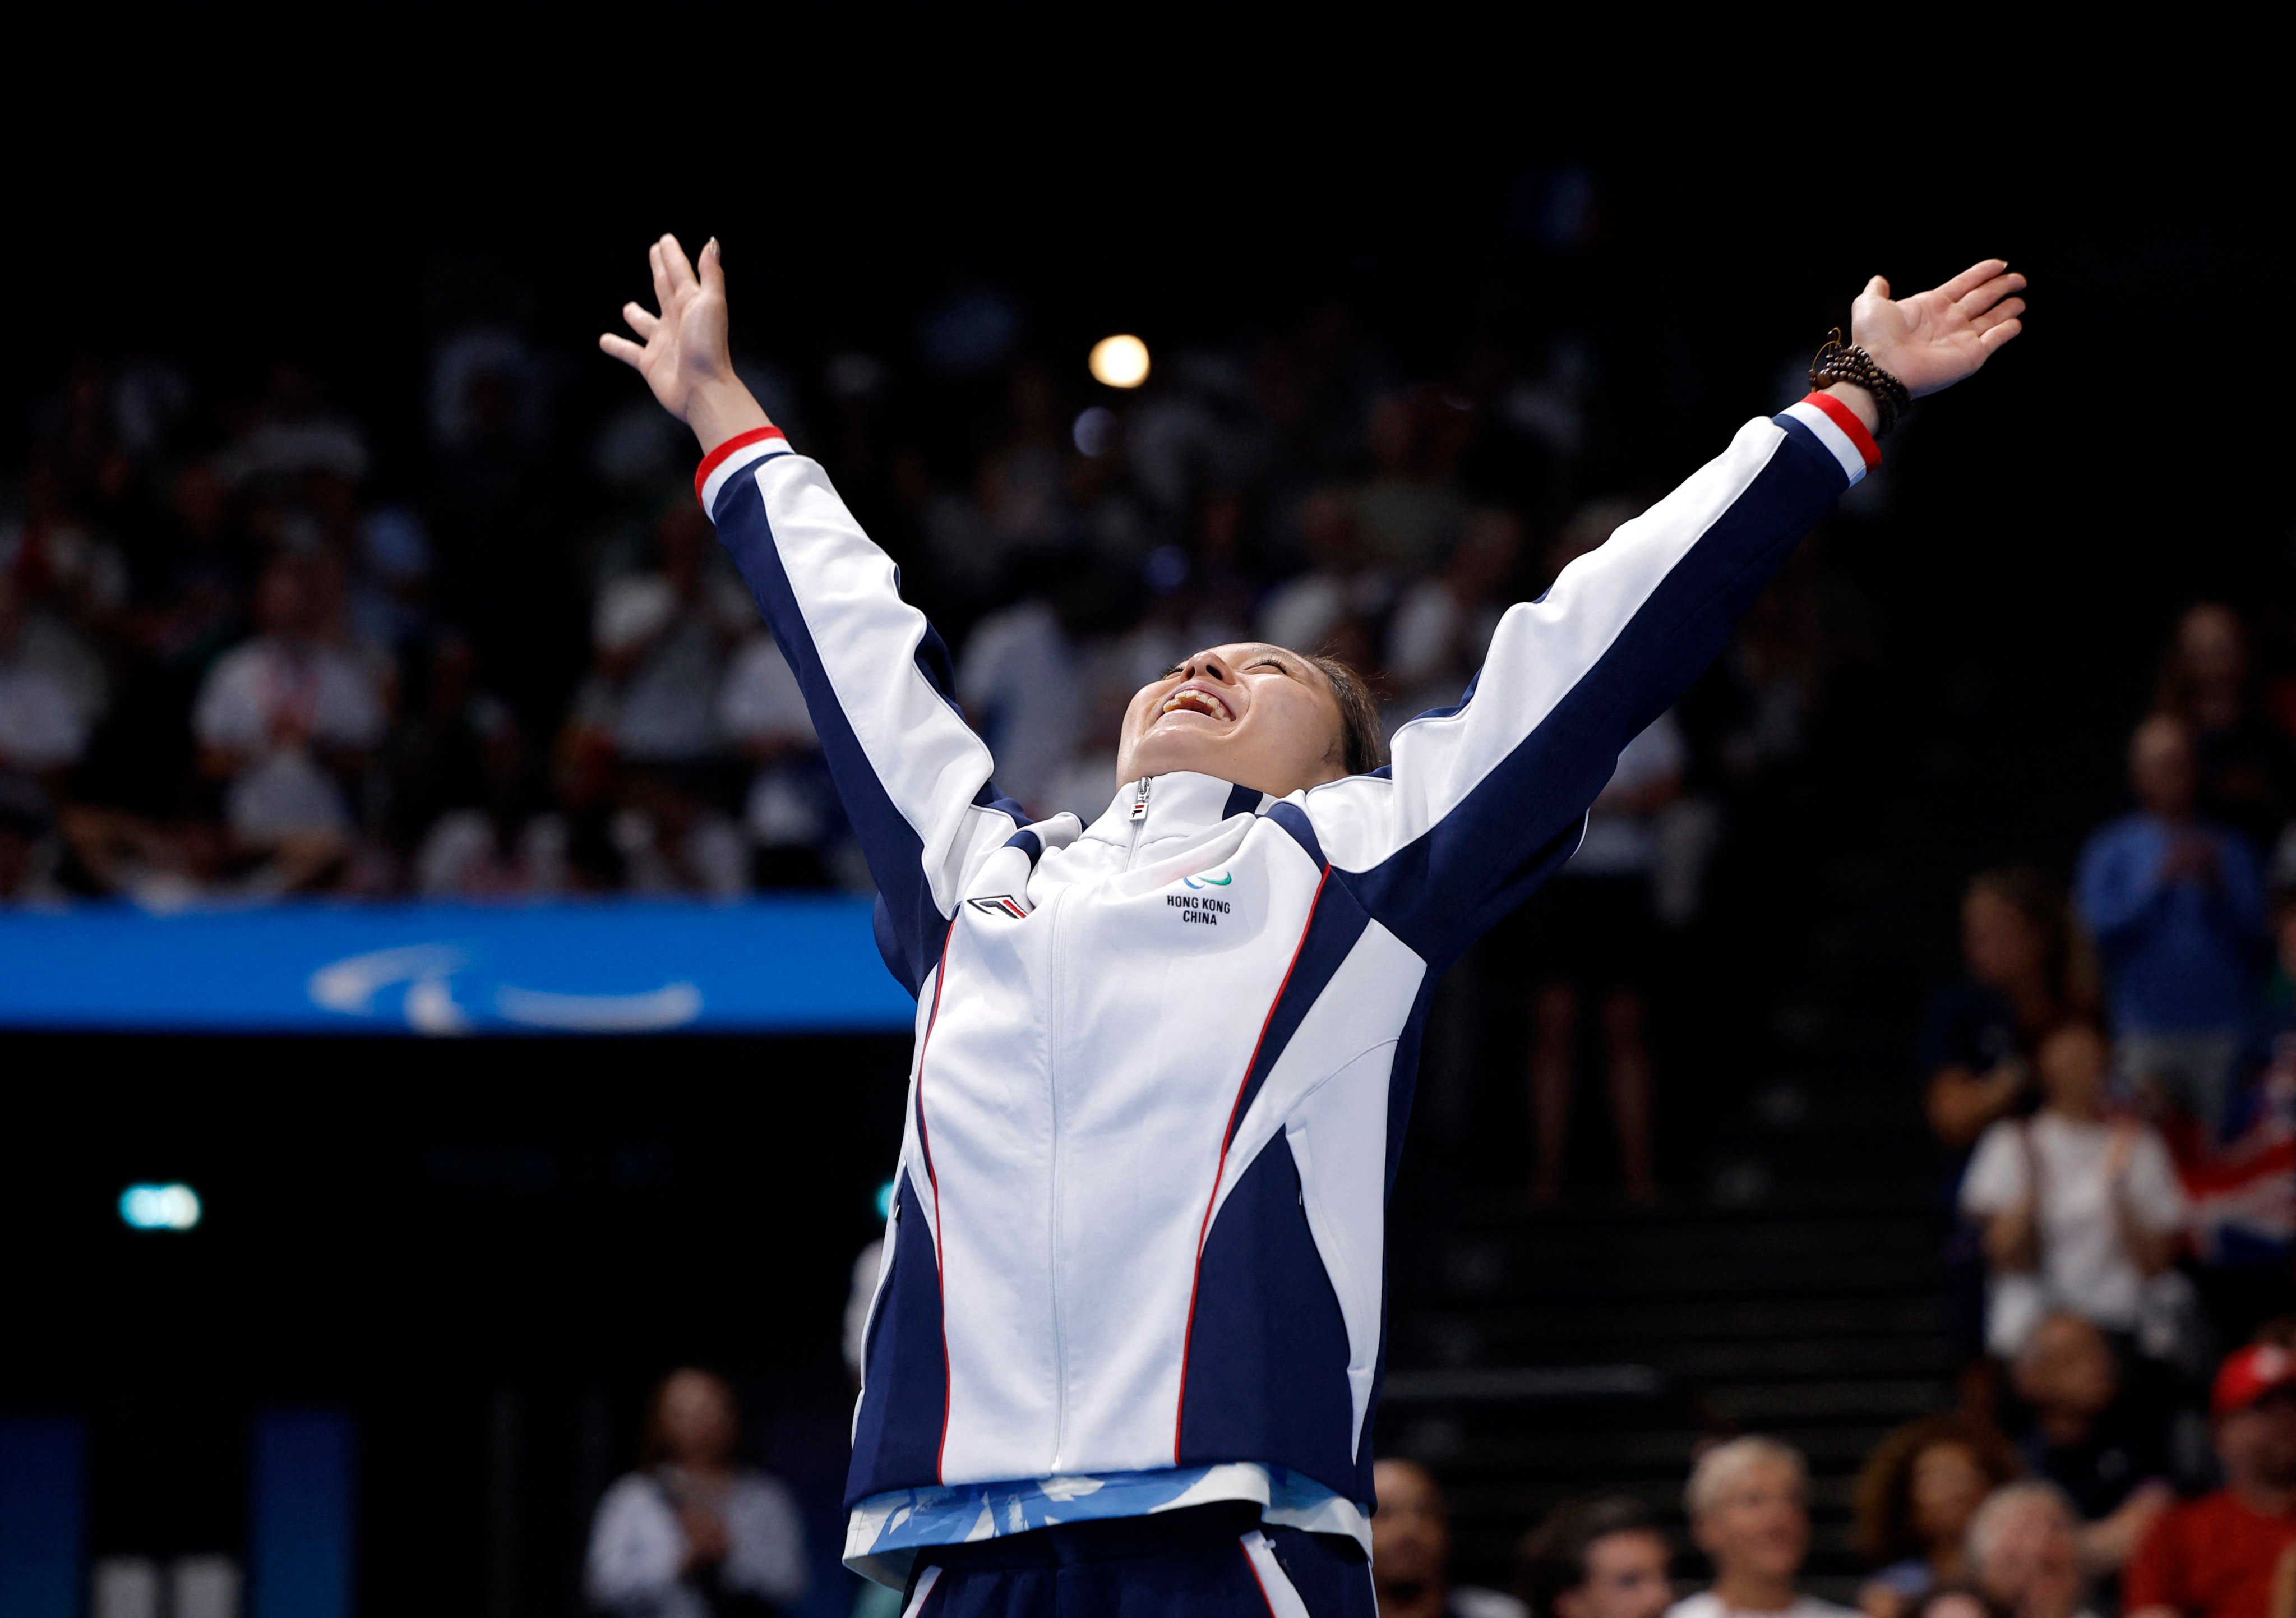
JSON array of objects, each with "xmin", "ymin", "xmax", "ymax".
[{"xmin": 3, "ymin": 17, "xmax": 2288, "ymax": 1613}]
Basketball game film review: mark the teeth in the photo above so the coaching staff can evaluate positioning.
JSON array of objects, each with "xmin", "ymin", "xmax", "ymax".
[{"xmin": 1161, "ymin": 689, "xmax": 1230, "ymax": 721}]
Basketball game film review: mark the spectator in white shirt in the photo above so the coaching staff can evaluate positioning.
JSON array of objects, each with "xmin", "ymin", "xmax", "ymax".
[
  {"xmin": 1385, "ymin": 507, "xmax": 1522, "ymax": 720},
  {"xmin": 1965, "ymin": 1484, "xmax": 2095, "ymax": 1618},
  {"xmin": 1960, "ymin": 1021, "xmax": 2187, "ymax": 1359},
  {"xmin": 581, "ymin": 504, "xmax": 755, "ymax": 767},
  {"xmin": 192, "ymin": 554, "xmax": 385, "ymax": 846},
  {"xmin": 955, "ymin": 596, "xmax": 1087, "ymax": 819},
  {"xmin": 1669, "ymin": 1437, "xmax": 1857, "ymax": 1618},
  {"xmin": 585, "ymin": 1368, "xmax": 808, "ymax": 1618},
  {"xmin": 0, "ymin": 576, "xmax": 89, "ymax": 776}
]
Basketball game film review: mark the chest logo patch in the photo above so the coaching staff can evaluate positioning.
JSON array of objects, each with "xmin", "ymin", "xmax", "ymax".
[
  {"xmin": 1167, "ymin": 870, "xmax": 1234, "ymax": 925},
  {"xmin": 967, "ymin": 895, "xmax": 1027, "ymax": 919}
]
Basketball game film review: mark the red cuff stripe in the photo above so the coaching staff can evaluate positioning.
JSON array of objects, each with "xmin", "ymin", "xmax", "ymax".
[
  {"xmin": 1801, "ymin": 390, "xmax": 1881, "ymax": 471},
  {"xmin": 693, "ymin": 425, "xmax": 788, "ymax": 504}
]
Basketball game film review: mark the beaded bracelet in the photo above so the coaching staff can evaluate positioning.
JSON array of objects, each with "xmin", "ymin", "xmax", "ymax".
[{"xmin": 1809, "ymin": 329, "xmax": 1912, "ymax": 437}]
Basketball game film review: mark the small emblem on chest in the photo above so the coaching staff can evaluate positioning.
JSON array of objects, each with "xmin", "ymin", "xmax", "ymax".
[
  {"xmin": 1157, "ymin": 877, "xmax": 1230, "ymax": 927},
  {"xmin": 967, "ymin": 895, "xmax": 1028, "ymax": 919}
]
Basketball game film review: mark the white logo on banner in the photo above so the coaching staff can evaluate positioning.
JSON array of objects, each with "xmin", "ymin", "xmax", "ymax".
[{"xmin": 307, "ymin": 944, "xmax": 701, "ymax": 1035}]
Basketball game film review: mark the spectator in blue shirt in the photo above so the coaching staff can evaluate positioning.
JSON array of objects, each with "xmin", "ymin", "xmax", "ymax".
[{"xmin": 2076, "ymin": 713, "xmax": 2269, "ymax": 1133}]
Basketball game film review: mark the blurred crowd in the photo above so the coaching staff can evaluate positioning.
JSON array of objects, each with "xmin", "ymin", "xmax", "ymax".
[
  {"xmin": 0, "ymin": 305, "xmax": 1858, "ymax": 934},
  {"xmin": 604, "ymin": 1352, "xmax": 2296, "ymax": 1618},
  {"xmin": 1875, "ymin": 600, "xmax": 2296, "ymax": 1618},
  {"xmin": 1362, "ymin": 1345, "xmax": 2296, "ymax": 1618}
]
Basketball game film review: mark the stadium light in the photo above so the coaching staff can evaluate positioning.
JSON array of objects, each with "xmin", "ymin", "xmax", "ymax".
[
  {"xmin": 1088, "ymin": 335, "xmax": 1150, "ymax": 390},
  {"xmin": 119, "ymin": 1183, "xmax": 202, "ymax": 1232}
]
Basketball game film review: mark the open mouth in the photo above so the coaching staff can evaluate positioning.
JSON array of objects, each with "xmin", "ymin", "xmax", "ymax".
[{"xmin": 1159, "ymin": 687, "xmax": 1233, "ymax": 723}]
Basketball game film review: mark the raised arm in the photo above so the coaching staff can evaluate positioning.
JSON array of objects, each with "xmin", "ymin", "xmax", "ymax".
[
  {"xmin": 1300, "ymin": 261, "xmax": 2026, "ymax": 967},
  {"xmin": 603, "ymin": 235, "xmax": 1023, "ymax": 994}
]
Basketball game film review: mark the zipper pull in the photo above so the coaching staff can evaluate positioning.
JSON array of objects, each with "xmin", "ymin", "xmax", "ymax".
[{"xmin": 1129, "ymin": 778, "xmax": 1151, "ymax": 823}]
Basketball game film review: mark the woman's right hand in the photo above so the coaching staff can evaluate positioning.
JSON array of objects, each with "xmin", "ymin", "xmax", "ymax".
[{"xmin": 600, "ymin": 234, "xmax": 770, "ymax": 452}]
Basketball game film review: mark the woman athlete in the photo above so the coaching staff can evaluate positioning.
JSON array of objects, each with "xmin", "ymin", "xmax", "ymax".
[{"xmin": 603, "ymin": 236, "xmax": 2025, "ymax": 1617}]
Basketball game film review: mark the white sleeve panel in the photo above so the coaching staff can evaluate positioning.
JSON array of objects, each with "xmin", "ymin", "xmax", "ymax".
[{"xmin": 738, "ymin": 450, "xmax": 1017, "ymax": 912}]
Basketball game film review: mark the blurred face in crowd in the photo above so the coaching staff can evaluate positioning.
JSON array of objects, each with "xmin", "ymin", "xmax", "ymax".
[
  {"xmin": 255, "ymin": 559, "xmax": 318, "ymax": 642},
  {"xmin": 657, "ymin": 1369, "xmax": 739, "ymax": 1471},
  {"xmin": 1975, "ymin": 1493, "xmax": 2084, "ymax": 1618},
  {"xmin": 1910, "ymin": 1442, "xmax": 1992, "ymax": 1554},
  {"xmin": 2013, "ymin": 1313, "xmax": 2118, "ymax": 1425},
  {"xmin": 2130, "ymin": 716, "xmax": 2197, "ymax": 820},
  {"xmin": 2036, "ymin": 1025, "xmax": 2110, "ymax": 1120},
  {"xmin": 2177, "ymin": 604, "xmax": 2249, "ymax": 727},
  {"xmin": 1692, "ymin": 1453, "xmax": 1809, "ymax": 1588},
  {"xmin": 1117, "ymin": 643, "xmax": 1348, "ymax": 799},
  {"xmin": 1555, "ymin": 1530, "xmax": 1675, "ymax": 1618},
  {"xmin": 1371, "ymin": 1459, "xmax": 1450, "ymax": 1592},
  {"xmin": 2219, "ymin": 1387, "xmax": 2296, "ymax": 1493},
  {"xmin": 1962, "ymin": 886, "xmax": 2044, "ymax": 992}
]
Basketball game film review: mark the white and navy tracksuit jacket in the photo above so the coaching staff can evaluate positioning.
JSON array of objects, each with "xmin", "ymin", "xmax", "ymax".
[{"xmin": 695, "ymin": 393, "xmax": 1879, "ymax": 1580}]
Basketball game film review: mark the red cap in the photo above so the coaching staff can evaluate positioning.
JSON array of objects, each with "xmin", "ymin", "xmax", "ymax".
[{"xmin": 2212, "ymin": 1344, "xmax": 2296, "ymax": 1417}]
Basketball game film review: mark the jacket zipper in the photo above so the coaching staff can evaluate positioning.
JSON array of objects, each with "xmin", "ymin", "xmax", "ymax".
[
  {"xmin": 1048, "ymin": 778, "xmax": 1151, "ymax": 1470},
  {"xmin": 1050, "ymin": 777, "xmax": 1151, "ymax": 1468}
]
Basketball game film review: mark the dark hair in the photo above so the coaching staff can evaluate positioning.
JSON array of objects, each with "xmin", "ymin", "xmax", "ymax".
[
  {"xmin": 1517, "ymin": 1496, "xmax": 1662, "ymax": 1618},
  {"xmin": 1307, "ymin": 653, "xmax": 1388, "ymax": 777},
  {"xmin": 1851, "ymin": 1414, "xmax": 2022, "ymax": 1565}
]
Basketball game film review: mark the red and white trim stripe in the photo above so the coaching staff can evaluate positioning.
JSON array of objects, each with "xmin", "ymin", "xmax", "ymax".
[
  {"xmin": 1781, "ymin": 391, "xmax": 1879, "ymax": 486},
  {"xmin": 1240, "ymin": 1530, "xmax": 1313, "ymax": 1617},
  {"xmin": 695, "ymin": 425, "xmax": 789, "ymax": 510}
]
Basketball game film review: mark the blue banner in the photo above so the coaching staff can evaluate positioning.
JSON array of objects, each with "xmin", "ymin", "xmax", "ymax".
[{"xmin": 0, "ymin": 898, "xmax": 916, "ymax": 1034}]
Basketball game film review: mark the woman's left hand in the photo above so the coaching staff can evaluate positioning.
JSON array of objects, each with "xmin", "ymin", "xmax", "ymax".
[{"xmin": 1849, "ymin": 260, "xmax": 2027, "ymax": 398}]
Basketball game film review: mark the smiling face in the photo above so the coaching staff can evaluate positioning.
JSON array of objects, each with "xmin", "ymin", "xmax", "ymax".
[
  {"xmin": 1115, "ymin": 642, "xmax": 1351, "ymax": 799},
  {"xmin": 1694, "ymin": 1454, "xmax": 1809, "ymax": 1587}
]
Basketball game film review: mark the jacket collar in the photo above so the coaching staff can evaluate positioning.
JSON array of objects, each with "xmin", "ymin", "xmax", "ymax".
[{"xmin": 1082, "ymin": 771, "xmax": 1267, "ymax": 862}]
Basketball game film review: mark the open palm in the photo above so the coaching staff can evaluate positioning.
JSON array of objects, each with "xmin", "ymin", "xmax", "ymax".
[
  {"xmin": 599, "ymin": 234, "xmax": 734, "ymax": 423},
  {"xmin": 1852, "ymin": 259, "xmax": 2026, "ymax": 398}
]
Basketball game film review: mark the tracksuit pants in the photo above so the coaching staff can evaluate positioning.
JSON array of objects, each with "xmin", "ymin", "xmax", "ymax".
[{"xmin": 898, "ymin": 1501, "xmax": 1377, "ymax": 1617}]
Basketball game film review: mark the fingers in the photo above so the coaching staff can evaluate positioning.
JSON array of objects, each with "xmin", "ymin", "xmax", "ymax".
[
  {"xmin": 699, "ymin": 236, "xmax": 724, "ymax": 297},
  {"xmin": 649, "ymin": 241, "xmax": 673, "ymax": 310},
  {"xmin": 1864, "ymin": 274, "xmax": 1890, "ymax": 301},
  {"xmin": 1977, "ymin": 318, "xmax": 2023, "ymax": 353},
  {"xmin": 1956, "ymin": 271, "xmax": 2027, "ymax": 319},
  {"xmin": 658, "ymin": 232, "xmax": 697, "ymax": 293},
  {"xmin": 1936, "ymin": 259, "xmax": 2009, "ymax": 302},
  {"xmin": 599, "ymin": 333, "xmax": 646, "ymax": 368},
  {"xmin": 1970, "ymin": 297, "xmax": 2025, "ymax": 334},
  {"xmin": 622, "ymin": 301, "xmax": 660, "ymax": 338}
]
